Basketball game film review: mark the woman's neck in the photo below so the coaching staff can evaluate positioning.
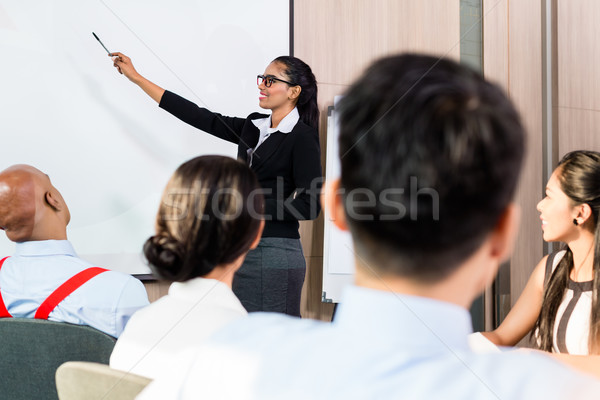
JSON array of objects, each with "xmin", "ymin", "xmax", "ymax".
[
  {"xmin": 203, "ymin": 255, "xmax": 246, "ymax": 288},
  {"xmin": 270, "ymin": 104, "xmax": 295, "ymax": 129},
  {"xmin": 568, "ymin": 230, "xmax": 595, "ymax": 281}
]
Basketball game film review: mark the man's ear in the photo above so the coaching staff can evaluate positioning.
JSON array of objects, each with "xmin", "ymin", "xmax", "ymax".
[
  {"xmin": 45, "ymin": 191, "xmax": 62, "ymax": 212},
  {"xmin": 249, "ymin": 219, "xmax": 265, "ymax": 250},
  {"xmin": 322, "ymin": 178, "xmax": 348, "ymax": 232},
  {"xmin": 490, "ymin": 203, "xmax": 520, "ymax": 262}
]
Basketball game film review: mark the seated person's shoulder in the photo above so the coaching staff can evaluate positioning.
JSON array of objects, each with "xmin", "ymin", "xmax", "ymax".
[
  {"xmin": 210, "ymin": 312, "xmax": 329, "ymax": 348},
  {"xmin": 92, "ymin": 267, "xmax": 144, "ymax": 285},
  {"xmin": 88, "ymin": 269, "xmax": 149, "ymax": 307}
]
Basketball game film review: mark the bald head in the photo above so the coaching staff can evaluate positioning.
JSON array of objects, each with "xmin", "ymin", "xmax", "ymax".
[{"xmin": 0, "ymin": 165, "xmax": 70, "ymax": 242}]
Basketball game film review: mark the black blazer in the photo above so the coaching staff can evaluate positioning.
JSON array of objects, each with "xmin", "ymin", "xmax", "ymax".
[{"xmin": 159, "ymin": 90, "xmax": 322, "ymax": 238}]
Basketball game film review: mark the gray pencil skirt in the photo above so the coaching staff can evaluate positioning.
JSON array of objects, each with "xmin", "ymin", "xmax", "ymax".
[{"xmin": 232, "ymin": 237, "xmax": 306, "ymax": 317}]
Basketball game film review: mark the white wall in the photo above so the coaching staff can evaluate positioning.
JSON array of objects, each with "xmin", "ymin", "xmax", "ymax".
[{"xmin": 0, "ymin": 0, "xmax": 289, "ymax": 274}]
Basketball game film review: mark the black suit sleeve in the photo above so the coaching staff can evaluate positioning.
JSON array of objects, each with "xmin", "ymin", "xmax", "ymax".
[
  {"xmin": 159, "ymin": 90, "xmax": 246, "ymax": 145},
  {"xmin": 264, "ymin": 129, "xmax": 322, "ymax": 221}
]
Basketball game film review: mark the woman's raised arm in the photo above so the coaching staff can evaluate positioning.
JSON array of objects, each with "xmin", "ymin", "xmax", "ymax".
[{"xmin": 109, "ymin": 52, "xmax": 165, "ymax": 104}]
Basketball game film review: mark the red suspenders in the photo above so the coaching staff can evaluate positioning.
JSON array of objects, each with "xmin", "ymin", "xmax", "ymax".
[
  {"xmin": 0, "ymin": 256, "xmax": 108, "ymax": 319},
  {"xmin": 34, "ymin": 267, "xmax": 108, "ymax": 319},
  {"xmin": 0, "ymin": 257, "xmax": 11, "ymax": 318}
]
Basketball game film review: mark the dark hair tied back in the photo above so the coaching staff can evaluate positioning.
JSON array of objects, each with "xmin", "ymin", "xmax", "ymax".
[
  {"xmin": 146, "ymin": 155, "xmax": 264, "ymax": 283},
  {"xmin": 273, "ymin": 56, "xmax": 320, "ymax": 129},
  {"xmin": 143, "ymin": 234, "xmax": 187, "ymax": 281}
]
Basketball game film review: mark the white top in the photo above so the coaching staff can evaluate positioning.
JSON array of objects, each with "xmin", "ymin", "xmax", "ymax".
[
  {"xmin": 138, "ymin": 286, "xmax": 600, "ymax": 400},
  {"xmin": 545, "ymin": 250, "xmax": 592, "ymax": 354},
  {"xmin": 0, "ymin": 240, "xmax": 148, "ymax": 338},
  {"xmin": 251, "ymin": 107, "xmax": 299, "ymax": 150},
  {"xmin": 110, "ymin": 277, "xmax": 247, "ymax": 378}
]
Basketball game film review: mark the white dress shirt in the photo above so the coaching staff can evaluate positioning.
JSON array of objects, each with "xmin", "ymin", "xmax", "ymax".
[
  {"xmin": 251, "ymin": 107, "xmax": 300, "ymax": 149},
  {"xmin": 110, "ymin": 277, "xmax": 247, "ymax": 379},
  {"xmin": 0, "ymin": 240, "xmax": 148, "ymax": 338},
  {"xmin": 138, "ymin": 285, "xmax": 600, "ymax": 399},
  {"xmin": 247, "ymin": 107, "xmax": 299, "ymax": 166}
]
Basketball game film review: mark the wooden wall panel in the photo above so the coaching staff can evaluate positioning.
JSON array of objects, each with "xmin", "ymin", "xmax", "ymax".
[
  {"xmin": 483, "ymin": 0, "xmax": 544, "ymax": 317},
  {"xmin": 558, "ymin": 109, "xmax": 600, "ymax": 153},
  {"xmin": 143, "ymin": 280, "xmax": 170, "ymax": 302},
  {"xmin": 300, "ymin": 256, "xmax": 335, "ymax": 320},
  {"xmin": 557, "ymin": 0, "xmax": 600, "ymax": 155},
  {"xmin": 483, "ymin": 0, "xmax": 511, "ymax": 325},
  {"xmin": 557, "ymin": 0, "xmax": 600, "ymax": 112},
  {"xmin": 295, "ymin": 0, "xmax": 460, "ymax": 88},
  {"xmin": 508, "ymin": 0, "xmax": 544, "ymax": 308},
  {"xmin": 483, "ymin": 0, "xmax": 508, "ymax": 88},
  {"xmin": 295, "ymin": 0, "xmax": 460, "ymax": 321}
]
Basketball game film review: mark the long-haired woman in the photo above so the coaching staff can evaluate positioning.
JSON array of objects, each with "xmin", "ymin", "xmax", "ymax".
[
  {"xmin": 109, "ymin": 53, "xmax": 322, "ymax": 317},
  {"xmin": 481, "ymin": 150, "xmax": 600, "ymax": 374}
]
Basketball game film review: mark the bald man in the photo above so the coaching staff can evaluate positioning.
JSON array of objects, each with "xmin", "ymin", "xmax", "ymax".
[{"xmin": 0, "ymin": 165, "xmax": 148, "ymax": 337}]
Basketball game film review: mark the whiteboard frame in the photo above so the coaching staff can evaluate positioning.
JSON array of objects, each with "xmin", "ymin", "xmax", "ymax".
[{"xmin": 322, "ymin": 100, "xmax": 355, "ymax": 303}]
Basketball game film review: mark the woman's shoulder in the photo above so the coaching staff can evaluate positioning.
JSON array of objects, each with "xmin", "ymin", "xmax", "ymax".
[
  {"xmin": 292, "ymin": 118, "xmax": 318, "ymax": 134},
  {"xmin": 540, "ymin": 249, "xmax": 567, "ymax": 286},
  {"xmin": 549, "ymin": 249, "xmax": 567, "ymax": 269},
  {"xmin": 287, "ymin": 120, "xmax": 319, "ymax": 148},
  {"xmin": 248, "ymin": 112, "xmax": 270, "ymax": 121}
]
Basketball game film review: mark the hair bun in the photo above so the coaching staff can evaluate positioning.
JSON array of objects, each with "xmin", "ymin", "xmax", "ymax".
[{"xmin": 143, "ymin": 234, "xmax": 186, "ymax": 279}]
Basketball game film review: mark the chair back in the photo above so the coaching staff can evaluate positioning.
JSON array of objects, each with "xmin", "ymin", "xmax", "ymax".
[
  {"xmin": 55, "ymin": 361, "xmax": 152, "ymax": 400},
  {"xmin": 0, "ymin": 318, "xmax": 116, "ymax": 400}
]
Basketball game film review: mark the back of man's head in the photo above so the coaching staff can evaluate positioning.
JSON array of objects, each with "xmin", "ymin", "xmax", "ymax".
[
  {"xmin": 0, "ymin": 165, "xmax": 70, "ymax": 242},
  {"xmin": 337, "ymin": 53, "xmax": 524, "ymax": 283}
]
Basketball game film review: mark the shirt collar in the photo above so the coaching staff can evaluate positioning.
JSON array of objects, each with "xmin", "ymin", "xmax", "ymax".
[
  {"xmin": 335, "ymin": 285, "xmax": 472, "ymax": 351},
  {"xmin": 170, "ymin": 277, "xmax": 235, "ymax": 299},
  {"xmin": 14, "ymin": 240, "xmax": 77, "ymax": 257},
  {"xmin": 251, "ymin": 107, "xmax": 299, "ymax": 134}
]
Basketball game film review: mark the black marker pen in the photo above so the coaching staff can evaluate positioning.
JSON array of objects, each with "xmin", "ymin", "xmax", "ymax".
[{"xmin": 92, "ymin": 32, "xmax": 111, "ymax": 54}]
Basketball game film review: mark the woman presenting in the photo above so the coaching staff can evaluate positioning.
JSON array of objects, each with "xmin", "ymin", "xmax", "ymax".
[{"xmin": 110, "ymin": 52, "xmax": 322, "ymax": 317}]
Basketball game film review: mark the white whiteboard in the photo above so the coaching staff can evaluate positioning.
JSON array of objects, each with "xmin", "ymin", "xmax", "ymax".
[
  {"xmin": 0, "ymin": 0, "xmax": 289, "ymax": 275},
  {"xmin": 322, "ymin": 98, "xmax": 355, "ymax": 303}
]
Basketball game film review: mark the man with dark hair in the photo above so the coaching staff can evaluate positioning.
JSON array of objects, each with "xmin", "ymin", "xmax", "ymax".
[
  {"xmin": 0, "ymin": 164, "xmax": 148, "ymax": 337},
  {"xmin": 337, "ymin": 54, "xmax": 525, "ymax": 284},
  {"xmin": 139, "ymin": 54, "xmax": 600, "ymax": 399}
]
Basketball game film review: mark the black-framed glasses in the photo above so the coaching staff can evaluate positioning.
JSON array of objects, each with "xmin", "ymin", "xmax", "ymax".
[{"xmin": 257, "ymin": 74, "xmax": 297, "ymax": 88}]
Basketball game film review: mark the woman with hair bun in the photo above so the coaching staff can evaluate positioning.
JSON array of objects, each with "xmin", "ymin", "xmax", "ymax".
[
  {"xmin": 110, "ymin": 155, "xmax": 264, "ymax": 379},
  {"xmin": 480, "ymin": 150, "xmax": 600, "ymax": 376},
  {"xmin": 109, "ymin": 52, "xmax": 321, "ymax": 317}
]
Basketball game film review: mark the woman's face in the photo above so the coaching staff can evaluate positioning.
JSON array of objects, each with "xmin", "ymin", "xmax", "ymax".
[
  {"xmin": 258, "ymin": 62, "xmax": 295, "ymax": 111},
  {"xmin": 537, "ymin": 169, "xmax": 578, "ymax": 242}
]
